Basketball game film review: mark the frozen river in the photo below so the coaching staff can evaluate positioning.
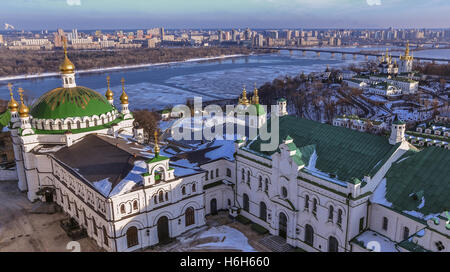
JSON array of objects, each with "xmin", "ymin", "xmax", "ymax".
[{"xmin": 1, "ymin": 48, "xmax": 448, "ymax": 111}]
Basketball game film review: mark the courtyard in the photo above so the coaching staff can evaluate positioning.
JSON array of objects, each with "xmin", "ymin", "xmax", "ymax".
[{"xmin": 0, "ymin": 180, "xmax": 289, "ymax": 252}]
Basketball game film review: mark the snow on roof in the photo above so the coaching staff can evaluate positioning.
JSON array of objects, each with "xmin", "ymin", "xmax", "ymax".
[
  {"xmin": 371, "ymin": 178, "xmax": 394, "ymax": 208},
  {"xmin": 354, "ymin": 230, "xmax": 399, "ymax": 252}
]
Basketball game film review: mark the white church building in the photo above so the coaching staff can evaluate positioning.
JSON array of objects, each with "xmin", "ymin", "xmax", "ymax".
[{"xmin": 5, "ymin": 45, "xmax": 449, "ymax": 252}]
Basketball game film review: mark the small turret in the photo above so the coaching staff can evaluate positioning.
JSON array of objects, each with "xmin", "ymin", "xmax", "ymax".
[
  {"xmin": 60, "ymin": 37, "xmax": 77, "ymax": 88},
  {"xmin": 277, "ymin": 98, "xmax": 288, "ymax": 117},
  {"xmin": 120, "ymin": 78, "xmax": 131, "ymax": 118},
  {"xmin": 389, "ymin": 115, "xmax": 406, "ymax": 145}
]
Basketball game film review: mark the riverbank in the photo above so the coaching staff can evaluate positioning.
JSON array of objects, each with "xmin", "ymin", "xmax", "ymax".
[{"xmin": 0, "ymin": 54, "xmax": 249, "ymax": 82}]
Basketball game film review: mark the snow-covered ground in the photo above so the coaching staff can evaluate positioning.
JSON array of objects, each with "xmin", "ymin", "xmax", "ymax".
[{"xmin": 175, "ymin": 225, "xmax": 257, "ymax": 252}]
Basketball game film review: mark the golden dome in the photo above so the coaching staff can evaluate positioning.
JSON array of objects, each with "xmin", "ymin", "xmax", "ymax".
[
  {"xmin": 120, "ymin": 78, "xmax": 129, "ymax": 104},
  {"xmin": 18, "ymin": 88, "xmax": 29, "ymax": 118},
  {"xmin": 60, "ymin": 38, "xmax": 75, "ymax": 74},
  {"xmin": 238, "ymin": 85, "xmax": 250, "ymax": 106},
  {"xmin": 105, "ymin": 76, "xmax": 114, "ymax": 100},
  {"xmin": 7, "ymin": 83, "xmax": 19, "ymax": 112},
  {"xmin": 252, "ymin": 84, "xmax": 259, "ymax": 105}
]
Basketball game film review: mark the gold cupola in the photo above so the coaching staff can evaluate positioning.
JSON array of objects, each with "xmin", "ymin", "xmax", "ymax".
[
  {"xmin": 252, "ymin": 83, "xmax": 260, "ymax": 105},
  {"xmin": 154, "ymin": 130, "xmax": 160, "ymax": 156},
  {"xmin": 7, "ymin": 83, "xmax": 19, "ymax": 112},
  {"xmin": 105, "ymin": 76, "xmax": 114, "ymax": 101},
  {"xmin": 238, "ymin": 85, "xmax": 250, "ymax": 105},
  {"xmin": 120, "ymin": 78, "xmax": 129, "ymax": 104},
  {"xmin": 18, "ymin": 88, "xmax": 30, "ymax": 118},
  {"xmin": 59, "ymin": 37, "xmax": 75, "ymax": 74}
]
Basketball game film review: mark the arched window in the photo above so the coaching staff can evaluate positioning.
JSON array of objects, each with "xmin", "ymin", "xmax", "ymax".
[
  {"xmin": 337, "ymin": 209, "xmax": 343, "ymax": 227},
  {"xmin": 305, "ymin": 224, "xmax": 314, "ymax": 246},
  {"xmin": 216, "ymin": 169, "xmax": 219, "ymax": 177},
  {"xmin": 165, "ymin": 192, "xmax": 168, "ymax": 201},
  {"xmin": 159, "ymin": 191, "xmax": 164, "ymax": 202},
  {"xmin": 264, "ymin": 178, "xmax": 269, "ymax": 192},
  {"xmin": 192, "ymin": 184, "xmax": 196, "ymax": 192},
  {"xmin": 281, "ymin": 187, "xmax": 288, "ymax": 198},
  {"xmin": 259, "ymin": 202, "xmax": 267, "ymax": 221},
  {"xmin": 227, "ymin": 199, "xmax": 231, "ymax": 206},
  {"xmin": 258, "ymin": 176, "xmax": 262, "ymax": 190},
  {"xmin": 153, "ymin": 196, "xmax": 157, "ymax": 204},
  {"xmin": 76, "ymin": 120, "xmax": 81, "ymax": 129},
  {"xmin": 133, "ymin": 200, "xmax": 138, "ymax": 210},
  {"xmin": 312, "ymin": 199, "xmax": 318, "ymax": 216},
  {"xmin": 126, "ymin": 226, "xmax": 139, "ymax": 248},
  {"xmin": 210, "ymin": 171, "xmax": 213, "ymax": 179},
  {"xmin": 243, "ymin": 193, "xmax": 249, "ymax": 212},
  {"xmin": 185, "ymin": 207, "xmax": 195, "ymax": 226},
  {"xmin": 304, "ymin": 195, "xmax": 310, "ymax": 210},
  {"xmin": 241, "ymin": 169, "xmax": 245, "ymax": 182},
  {"xmin": 382, "ymin": 217, "xmax": 389, "ymax": 231},
  {"xmin": 103, "ymin": 226, "xmax": 109, "ymax": 246},
  {"xmin": 120, "ymin": 204, "xmax": 126, "ymax": 214},
  {"xmin": 92, "ymin": 218, "xmax": 98, "ymax": 236},
  {"xmin": 328, "ymin": 205, "xmax": 334, "ymax": 222},
  {"xmin": 328, "ymin": 236, "xmax": 339, "ymax": 252},
  {"xmin": 182, "ymin": 186, "xmax": 186, "ymax": 195},
  {"xmin": 94, "ymin": 119, "xmax": 98, "ymax": 126},
  {"xmin": 247, "ymin": 171, "xmax": 250, "ymax": 184},
  {"xmin": 403, "ymin": 227, "xmax": 410, "ymax": 240}
]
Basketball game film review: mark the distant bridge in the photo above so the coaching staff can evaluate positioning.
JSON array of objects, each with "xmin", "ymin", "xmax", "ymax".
[{"xmin": 261, "ymin": 47, "xmax": 450, "ymax": 63}]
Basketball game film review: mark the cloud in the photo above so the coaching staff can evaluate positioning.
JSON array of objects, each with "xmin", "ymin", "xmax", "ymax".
[
  {"xmin": 66, "ymin": 0, "xmax": 81, "ymax": 6},
  {"xmin": 366, "ymin": 0, "xmax": 381, "ymax": 6}
]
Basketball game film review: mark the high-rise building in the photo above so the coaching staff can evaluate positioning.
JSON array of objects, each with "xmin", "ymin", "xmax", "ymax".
[{"xmin": 160, "ymin": 27, "xmax": 165, "ymax": 40}]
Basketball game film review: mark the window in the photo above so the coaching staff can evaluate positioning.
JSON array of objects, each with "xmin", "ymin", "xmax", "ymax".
[
  {"xmin": 103, "ymin": 226, "xmax": 109, "ymax": 246},
  {"xmin": 226, "ymin": 168, "xmax": 231, "ymax": 177},
  {"xmin": 192, "ymin": 184, "xmax": 196, "ymax": 192},
  {"xmin": 165, "ymin": 192, "xmax": 168, "ymax": 201},
  {"xmin": 435, "ymin": 241, "xmax": 445, "ymax": 251},
  {"xmin": 304, "ymin": 195, "xmax": 309, "ymax": 210},
  {"xmin": 120, "ymin": 204, "xmax": 126, "ymax": 214},
  {"xmin": 359, "ymin": 217, "xmax": 365, "ymax": 232},
  {"xmin": 227, "ymin": 199, "xmax": 231, "ymax": 207},
  {"xmin": 133, "ymin": 200, "xmax": 138, "ymax": 210},
  {"xmin": 216, "ymin": 169, "xmax": 219, "ymax": 177},
  {"xmin": 312, "ymin": 199, "xmax": 317, "ymax": 216},
  {"xmin": 159, "ymin": 191, "xmax": 164, "ymax": 202},
  {"xmin": 281, "ymin": 187, "xmax": 288, "ymax": 198},
  {"xmin": 153, "ymin": 196, "xmax": 157, "ymax": 205},
  {"xmin": 185, "ymin": 207, "xmax": 195, "ymax": 226},
  {"xmin": 328, "ymin": 236, "xmax": 339, "ymax": 252},
  {"xmin": 304, "ymin": 224, "xmax": 314, "ymax": 246},
  {"xmin": 247, "ymin": 171, "xmax": 250, "ymax": 184},
  {"xmin": 337, "ymin": 209, "xmax": 343, "ymax": 227},
  {"xmin": 382, "ymin": 217, "xmax": 388, "ymax": 231},
  {"xmin": 205, "ymin": 172, "xmax": 208, "ymax": 181},
  {"xmin": 93, "ymin": 218, "xmax": 97, "ymax": 236},
  {"xmin": 258, "ymin": 176, "xmax": 262, "ymax": 190},
  {"xmin": 403, "ymin": 227, "xmax": 410, "ymax": 240},
  {"xmin": 243, "ymin": 193, "xmax": 249, "ymax": 212},
  {"xmin": 259, "ymin": 202, "xmax": 267, "ymax": 221},
  {"xmin": 241, "ymin": 169, "xmax": 245, "ymax": 182},
  {"xmin": 264, "ymin": 179, "xmax": 269, "ymax": 192},
  {"xmin": 328, "ymin": 205, "xmax": 334, "ymax": 222},
  {"xmin": 182, "ymin": 186, "xmax": 186, "ymax": 195},
  {"xmin": 210, "ymin": 171, "xmax": 213, "ymax": 179},
  {"xmin": 126, "ymin": 226, "xmax": 139, "ymax": 248}
]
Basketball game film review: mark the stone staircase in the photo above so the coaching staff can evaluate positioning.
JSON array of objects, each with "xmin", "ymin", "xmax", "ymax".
[{"xmin": 258, "ymin": 235, "xmax": 294, "ymax": 252}]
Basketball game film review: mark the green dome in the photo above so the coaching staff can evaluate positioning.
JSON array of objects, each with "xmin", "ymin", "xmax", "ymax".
[{"xmin": 31, "ymin": 86, "xmax": 114, "ymax": 120}]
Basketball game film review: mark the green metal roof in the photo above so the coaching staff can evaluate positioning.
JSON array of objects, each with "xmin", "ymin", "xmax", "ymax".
[
  {"xmin": 30, "ymin": 86, "xmax": 114, "ymax": 120},
  {"xmin": 247, "ymin": 116, "xmax": 398, "ymax": 182},
  {"xmin": 384, "ymin": 147, "xmax": 450, "ymax": 217}
]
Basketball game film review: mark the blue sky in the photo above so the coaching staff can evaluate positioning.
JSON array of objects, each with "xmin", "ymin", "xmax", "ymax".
[{"xmin": 1, "ymin": 0, "xmax": 449, "ymax": 30}]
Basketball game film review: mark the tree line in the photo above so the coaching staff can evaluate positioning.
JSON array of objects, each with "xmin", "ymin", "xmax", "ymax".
[{"xmin": 0, "ymin": 47, "xmax": 275, "ymax": 77}]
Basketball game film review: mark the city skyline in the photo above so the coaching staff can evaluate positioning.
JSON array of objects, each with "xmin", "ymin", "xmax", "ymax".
[{"xmin": 1, "ymin": 0, "xmax": 450, "ymax": 30}]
